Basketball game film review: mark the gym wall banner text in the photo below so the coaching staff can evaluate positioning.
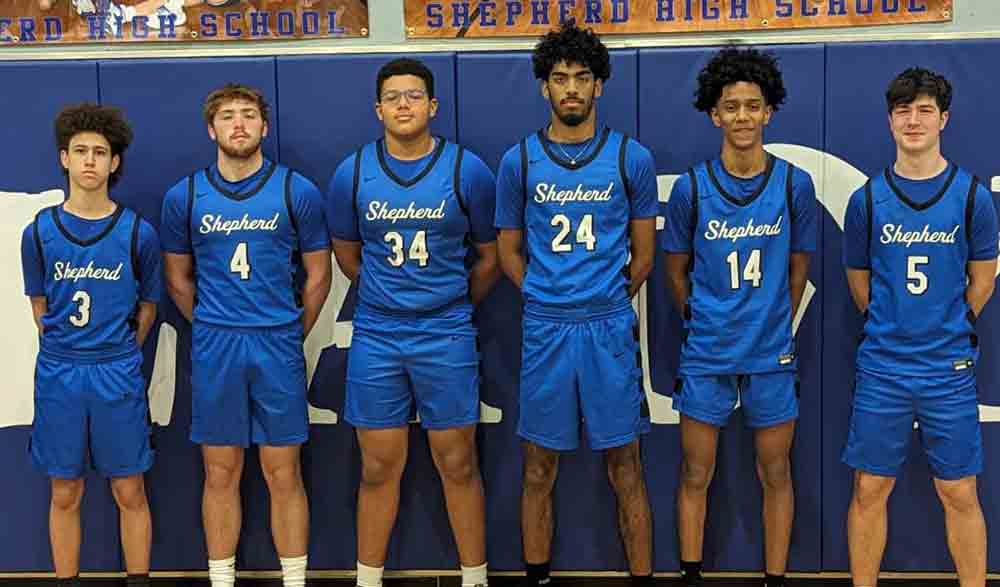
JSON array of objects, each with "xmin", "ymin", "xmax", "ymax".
[
  {"xmin": 405, "ymin": 0, "xmax": 951, "ymax": 38},
  {"xmin": 0, "ymin": 0, "xmax": 369, "ymax": 44}
]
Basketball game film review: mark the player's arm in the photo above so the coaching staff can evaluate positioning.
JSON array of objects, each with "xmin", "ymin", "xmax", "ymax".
[
  {"xmin": 624, "ymin": 140, "xmax": 660, "ymax": 298},
  {"xmin": 789, "ymin": 169, "xmax": 818, "ymax": 319},
  {"xmin": 300, "ymin": 249, "xmax": 332, "ymax": 338},
  {"xmin": 29, "ymin": 297, "xmax": 47, "ymax": 335},
  {"xmin": 326, "ymin": 156, "xmax": 363, "ymax": 284},
  {"xmin": 463, "ymin": 151, "xmax": 502, "ymax": 304},
  {"xmin": 663, "ymin": 253, "xmax": 690, "ymax": 313},
  {"xmin": 495, "ymin": 146, "xmax": 527, "ymax": 290},
  {"xmin": 134, "ymin": 302, "xmax": 157, "ymax": 347},
  {"xmin": 661, "ymin": 173, "xmax": 693, "ymax": 314},
  {"xmin": 966, "ymin": 184, "xmax": 1000, "ymax": 317},
  {"xmin": 163, "ymin": 253, "xmax": 195, "ymax": 322},
  {"xmin": 134, "ymin": 220, "xmax": 161, "ymax": 347},
  {"xmin": 842, "ymin": 187, "xmax": 871, "ymax": 314},
  {"xmin": 331, "ymin": 239, "xmax": 361, "ymax": 282}
]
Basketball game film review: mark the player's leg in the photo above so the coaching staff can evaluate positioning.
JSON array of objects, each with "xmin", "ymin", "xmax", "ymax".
[
  {"xmin": 408, "ymin": 310, "xmax": 487, "ymax": 584},
  {"xmin": 89, "ymin": 353, "xmax": 154, "ymax": 581},
  {"xmin": 517, "ymin": 315, "xmax": 577, "ymax": 585},
  {"xmin": 842, "ymin": 369, "xmax": 912, "ymax": 587},
  {"xmin": 259, "ymin": 445, "xmax": 308, "ymax": 556},
  {"xmin": 109, "ymin": 475, "xmax": 151, "ymax": 578},
  {"xmin": 604, "ymin": 440, "xmax": 652, "ymax": 579},
  {"xmin": 32, "ymin": 355, "xmax": 88, "ymax": 581},
  {"xmin": 919, "ymin": 375, "xmax": 985, "ymax": 587},
  {"xmin": 427, "ymin": 426, "xmax": 486, "ymax": 581},
  {"xmin": 202, "ymin": 446, "xmax": 244, "ymax": 560},
  {"xmin": 742, "ymin": 371, "xmax": 798, "ymax": 584},
  {"xmin": 342, "ymin": 317, "xmax": 413, "ymax": 586},
  {"xmin": 578, "ymin": 309, "xmax": 652, "ymax": 580}
]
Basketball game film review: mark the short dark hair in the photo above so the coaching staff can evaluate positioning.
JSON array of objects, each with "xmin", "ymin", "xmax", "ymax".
[
  {"xmin": 203, "ymin": 83, "xmax": 270, "ymax": 125},
  {"xmin": 532, "ymin": 20, "xmax": 611, "ymax": 82},
  {"xmin": 885, "ymin": 67, "xmax": 952, "ymax": 113},
  {"xmin": 54, "ymin": 103, "xmax": 133, "ymax": 188},
  {"xmin": 694, "ymin": 46, "xmax": 786, "ymax": 113},
  {"xmin": 376, "ymin": 58, "xmax": 435, "ymax": 101}
]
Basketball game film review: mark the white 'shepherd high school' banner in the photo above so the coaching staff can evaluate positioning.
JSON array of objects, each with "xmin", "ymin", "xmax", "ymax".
[
  {"xmin": 0, "ymin": 0, "xmax": 369, "ymax": 44},
  {"xmin": 405, "ymin": 0, "xmax": 952, "ymax": 38}
]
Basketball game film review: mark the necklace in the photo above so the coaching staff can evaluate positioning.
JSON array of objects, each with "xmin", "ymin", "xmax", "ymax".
[{"xmin": 549, "ymin": 126, "xmax": 597, "ymax": 165}]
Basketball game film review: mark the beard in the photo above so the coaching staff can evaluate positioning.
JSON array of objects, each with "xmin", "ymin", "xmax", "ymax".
[
  {"xmin": 217, "ymin": 135, "xmax": 263, "ymax": 159},
  {"xmin": 549, "ymin": 95, "xmax": 594, "ymax": 127}
]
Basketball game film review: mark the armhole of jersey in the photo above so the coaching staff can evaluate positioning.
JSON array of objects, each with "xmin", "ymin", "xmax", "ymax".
[
  {"xmin": 186, "ymin": 173, "xmax": 195, "ymax": 251},
  {"xmin": 130, "ymin": 212, "xmax": 141, "ymax": 282},
  {"xmin": 618, "ymin": 135, "xmax": 633, "ymax": 201},
  {"xmin": 453, "ymin": 145, "xmax": 469, "ymax": 217},
  {"xmin": 283, "ymin": 168, "xmax": 299, "ymax": 237},
  {"xmin": 785, "ymin": 162, "xmax": 795, "ymax": 229},
  {"xmin": 687, "ymin": 167, "xmax": 699, "ymax": 246},
  {"xmin": 519, "ymin": 138, "xmax": 528, "ymax": 226},
  {"xmin": 32, "ymin": 211, "xmax": 46, "ymax": 281},
  {"xmin": 351, "ymin": 147, "xmax": 363, "ymax": 234},
  {"xmin": 966, "ymin": 176, "xmax": 980, "ymax": 245},
  {"xmin": 864, "ymin": 179, "xmax": 874, "ymax": 263}
]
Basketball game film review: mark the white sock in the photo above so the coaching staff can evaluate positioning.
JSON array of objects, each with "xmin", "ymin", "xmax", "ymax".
[
  {"xmin": 208, "ymin": 556, "xmax": 236, "ymax": 587},
  {"xmin": 280, "ymin": 554, "xmax": 308, "ymax": 587},
  {"xmin": 356, "ymin": 561, "xmax": 384, "ymax": 587},
  {"xmin": 461, "ymin": 562, "xmax": 488, "ymax": 586}
]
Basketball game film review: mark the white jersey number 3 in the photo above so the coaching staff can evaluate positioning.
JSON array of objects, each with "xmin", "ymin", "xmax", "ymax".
[{"xmin": 385, "ymin": 230, "xmax": 430, "ymax": 267}]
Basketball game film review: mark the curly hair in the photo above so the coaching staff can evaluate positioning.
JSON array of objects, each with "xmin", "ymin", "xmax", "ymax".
[
  {"xmin": 376, "ymin": 57, "xmax": 435, "ymax": 101},
  {"xmin": 203, "ymin": 83, "xmax": 270, "ymax": 126},
  {"xmin": 532, "ymin": 20, "xmax": 611, "ymax": 81},
  {"xmin": 694, "ymin": 46, "xmax": 786, "ymax": 113},
  {"xmin": 54, "ymin": 103, "xmax": 133, "ymax": 188},
  {"xmin": 885, "ymin": 67, "xmax": 952, "ymax": 113}
]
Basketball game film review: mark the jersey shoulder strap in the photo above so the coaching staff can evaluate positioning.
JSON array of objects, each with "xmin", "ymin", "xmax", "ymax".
[
  {"xmin": 519, "ymin": 137, "xmax": 529, "ymax": 225},
  {"xmin": 283, "ymin": 167, "xmax": 299, "ymax": 236},
  {"xmin": 784, "ymin": 160, "xmax": 795, "ymax": 224},
  {"xmin": 186, "ymin": 172, "xmax": 196, "ymax": 251},
  {"xmin": 618, "ymin": 134, "xmax": 633, "ymax": 201},
  {"xmin": 864, "ymin": 178, "xmax": 874, "ymax": 264},
  {"xmin": 128, "ymin": 209, "xmax": 141, "ymax": 280},
  {"xmin": 965, "ymin": 174, "xmax": 981, "ymax": 245},
  {"xmin": 32, "ymin": 205, "xmax": 57, "ymax": 280},
  {"xmin": 687, "ymin": 166, "xmax": 700, "ymax": 247},
  {"xmin": 452, "ymin": 144, "xmax": 469, "ymax": 218}
]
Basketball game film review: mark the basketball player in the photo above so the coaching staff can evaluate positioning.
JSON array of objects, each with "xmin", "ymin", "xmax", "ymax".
[
  {"xmin": 21, "ymin": 103, "xmax": 159, "ymax": 587},
  {"xmin": 661, "ymin": 47, "xmax": 816, "ymax": 587},
  {"xmin": 495, "ymin": 22, "xmax": 657, "ymax": 587},
  {"xmin": 842, "ymin": 67, "xmax": 996, "ymax": 587},
  {"xmin": 161, "ymin": 84, "xmax": 332, "ymax": 587},
  {"xmin": 326, "ymin": 57, "xmax": 498, "ymax": 587}
]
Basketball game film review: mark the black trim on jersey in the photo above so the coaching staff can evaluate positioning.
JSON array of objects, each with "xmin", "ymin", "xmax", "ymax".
[
  {"xmin": 687, "ymin": 167, "xmax": 699, "ymax": 273},
  {"xmin": 351, "ymin": 147, "xmax": 363, "ymax": 223},
  {"xmin": 965, "ymin": 176, "xmax": 980, "ymax": 245},
  {"xmin": 785, "ymin": 161, "xmax": 795, "ymax": 215},
  {"xmin": 536, "ymin": 126, "xmax": 611, "ymax": 171},
  {"xmin": 705, "ymin": 154, "xmax": 776, "ymax": 207},
  {"xmin": 453, "ymin": 146, "xmax": 470, "ymax": 217},
  {"xmin": 884, "ymin": 164, "xmax": 957, "ymax": 211},
  {"xmin": 864, "ymin": 179, "xmax": 873, "ymax": 269},
  {"xmin": 130, "ymin": 213, "xmax": 141, "ymax": 281},
  {"xmin": 186, "ymin": 173, "xmax": 195, "ymax": 250},
  {"xmin": 283, "ymin": 168, "xmax": 299, "ymax": 236},
  {"xmin": 32, "ymin": 209, "xmax": 48, "ymax": 280},
  {"xmin": 204, "ymin": 159, "xmax": 278, "ymax": 202},
  {"xmin": 519, "ymin": 138, "xmax": 528, "ymax": 226},
  {"xmin": 51, "ymin": 204, "xmax": 125, "ymax": 247},
  {"xmin": 375, "ymin": 136, "xmax": 446, "ymax": 188},
  {"xmin": 618, "ymin": 134, "xmax": 633, "ymax": 201}
]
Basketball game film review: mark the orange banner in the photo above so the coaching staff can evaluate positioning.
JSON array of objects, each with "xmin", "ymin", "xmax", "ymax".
[
  {"xmin": 1, "ymin": 0, "xmax": 368, "ymax": 45},
  {"xmin": 405, "ymin": 0, "xmax": 951, "ymax": 38}
]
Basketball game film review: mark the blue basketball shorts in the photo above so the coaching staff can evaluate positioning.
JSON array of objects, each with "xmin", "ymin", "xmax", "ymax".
[
  {"xmin": 519, "ymin": 306, "xmax": 648, "ymax": 451},
  {"xmin": 345, "ymin": 305, "xmax": 480, "ymax": 430},
  {"xmin": 842, "ymin": 368, "xmax": 982, "ymax": 480},
  {"xmin": 673, "ymin": 371, "xmax": 799, "ymax": 429},
  {"xmin": 31, "ymin": 351, "xmax": 153, "ymax": 479},
  {"xmin": 190, "ymin": 321, "xmax": 308, "ymax": 447}
]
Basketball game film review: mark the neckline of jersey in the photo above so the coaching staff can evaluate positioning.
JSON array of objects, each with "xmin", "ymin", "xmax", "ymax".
[
  {"xmin": 884, "ymin": 163, "xmax": 957, "ymax": 211},
  {"xmin": 706, "ymin": 154, "xmax": 777, "ymax": 207},
  {"xmin": 375, "ymin": 136, "xmax": 447, "ymax": 188},
  {"xmin": 52, "ymin": 203, "xmax": 126, "ymax": 247},
  {"xmin": 536, "ymin": 126, "xmax": 611, "ymax": 171},
  {"xmin": 205, "ymin": 159, "xmax": 278, "ymax": 202}
]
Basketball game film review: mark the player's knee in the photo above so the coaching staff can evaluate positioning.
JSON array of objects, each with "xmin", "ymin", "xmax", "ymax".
[
  {"xmin": 204, "ymin": 461, "xmax": 242, "ymax": 493},
  {"xmin": 852, "ymin": 473, "xmax": 894, "ymax": 509},
  {"xmin": 606, "ymin": 448, "xmax": 643, "ymax": 494},
  {"xmin": 433, "ymin": 449, "xmax": 479, "ymax": 486},
  {"xmin": 110, "ymin": 477, "xmax": 148, "ymax": 512},
  {"xmin": 679, "ymin": 458, "xmax": 715, "ymax": 493},
  {"xmin": 261, "ymin": 460, "xmax": 304, "ymax": 497},
  {"xmin": 522, "ymin": 456, "xmax": 558, "ymax": 495},
  {"xmin": 360, "ymin": 452, "xmax": 405, "ymax": 487},
  {"xmin": 756, "ymin": 457, "xmax": 792, "ymax": 491},
  {"xmin": 50, "ymin": 479, "xmax": 85, "ymax": 512},
  {"xmin": 934, "ymin": 477, "xmax": 980, "ymax": 515}
]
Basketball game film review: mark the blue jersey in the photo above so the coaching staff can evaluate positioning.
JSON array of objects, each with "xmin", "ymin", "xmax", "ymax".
[
  {"xmin": 160, "ymin": 160, "xmax": 330, "ymax": 327},
  {"xmin": 844, "ymin": 165, "xmax": 998, "ymax": 376},
  {"xmin": 326, "ymin": 139, "xmax": 496, "ymax": 314},
  {"xmin": 662, "ymin": 156, "xmax": 817, "ymax": 375},
  {"xmin": 22, "ymin": 205, "xmax": 158, "ymax": 362},
  {"xmin": 495, "ymin": 127, "xmax": 659, "ymax": 316}
]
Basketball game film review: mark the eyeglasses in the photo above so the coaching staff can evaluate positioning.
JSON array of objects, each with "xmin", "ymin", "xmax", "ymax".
[{"xmin": 380, "ymin": 89, "xmax": 428, "ymax": 104}]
